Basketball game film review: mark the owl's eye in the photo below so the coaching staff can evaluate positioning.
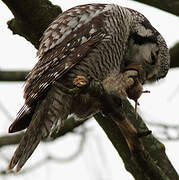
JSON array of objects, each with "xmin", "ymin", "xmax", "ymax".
[
  {"xmin": 150, "ymin": 50, "xmax": 159, "ymax": 65},
  {"xmin": 150, "ymin": 52, "xmax": 156, "ymax": 65}
]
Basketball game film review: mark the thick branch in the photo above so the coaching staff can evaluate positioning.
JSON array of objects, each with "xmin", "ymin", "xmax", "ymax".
[
  {"xmin": 87, "ymin": 81, "xmax": 178, "ymax": 180},
  {"xmin": 133, "ymin": 0, "xmax": 179, "ymax": 16},
  {"xmin": 1, "ymin": 0, "xmax": 62, "ymax": 48},
  {"xmin": 170, "ymin": 42, "xmax": 179, "ymax": 68},
  {"xmin": 95, "ymin": 106, "xmax": 178, "ymax": 179}
]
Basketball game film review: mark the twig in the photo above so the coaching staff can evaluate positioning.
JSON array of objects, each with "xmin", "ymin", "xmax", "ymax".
[
  {"xmin": 0, "ymin": 70, "xmax": 28, "ymax": 81},
  {"xmin": 0, "ymin": 117, "xmax": 88, "ymax": 148},
  {"xmin": 1, "ymin": 126, "xmax": 87, "ymax": 175},
  {"xmin": 0, "ymin": 101, "xmax": 13, "ymax": 120},
  {"xmin": 147, "ymin": 121, "xmax": 179, "ymax": 141}
]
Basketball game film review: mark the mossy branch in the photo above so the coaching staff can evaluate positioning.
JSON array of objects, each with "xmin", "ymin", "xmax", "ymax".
[
  {"xmin": 2, "ymin": 0, "xmax": 62, "ymax": 48},
  {"xmin": 88, "ymin": 81, "xmax": 178, "ymax": 180}
]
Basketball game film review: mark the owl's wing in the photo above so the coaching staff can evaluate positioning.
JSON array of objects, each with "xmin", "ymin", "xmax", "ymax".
[{"xmin": 9, "ymin": 4, "xmax": 109, "ymax": 133}]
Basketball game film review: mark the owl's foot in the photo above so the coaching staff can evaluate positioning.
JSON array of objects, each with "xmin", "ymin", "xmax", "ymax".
[
  {"xmin": 125, "ymin": 64, "xmax": 146, "ymax": 84},
  {"xmin": 125, "ymin": 64, "xmax": 147, "ymax": 101},
  {"xmin": 102, "ymin": 70, "xmax": 139, "ymax": 100}
]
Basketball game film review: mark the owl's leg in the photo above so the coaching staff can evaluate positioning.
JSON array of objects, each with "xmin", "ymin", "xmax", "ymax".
[
  {"xmin": 102, "ymin": 70, "xmax": 138, "ymax": 100},
  {"xmin": 70, "ymin": 70, "xmax": 139, "ymax": 119},
  {"xmin": 90, "ymin": 73, "xmax": 152, "ymax": 153}
]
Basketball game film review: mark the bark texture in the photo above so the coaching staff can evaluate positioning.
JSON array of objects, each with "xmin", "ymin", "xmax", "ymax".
[
  {"xmin": 2, "ymin": 0, "xmax": 62, "ymax": 48},
  {"xmin": 170, "ymin": 42, "xmax": 179, "ymax": 68}
]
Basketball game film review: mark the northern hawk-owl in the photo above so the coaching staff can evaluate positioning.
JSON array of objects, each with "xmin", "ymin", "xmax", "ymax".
[{"xmin": 8, "ymin": 4, "xmax": 170, "ymax": 172}]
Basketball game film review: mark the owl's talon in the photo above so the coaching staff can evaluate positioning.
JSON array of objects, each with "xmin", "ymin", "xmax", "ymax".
[{"xmin": 124, "ymin": 70, "xmax": 138, "ymax": 79}]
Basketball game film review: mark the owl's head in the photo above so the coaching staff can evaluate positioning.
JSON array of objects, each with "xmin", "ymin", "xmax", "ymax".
[{"xmin": 124, "ymin": 8, "xmax": 170, "ymax": 82}]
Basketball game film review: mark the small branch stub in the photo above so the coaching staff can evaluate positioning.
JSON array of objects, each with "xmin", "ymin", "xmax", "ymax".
[{"xmin": 73, "ymin": 75, "xmax": 88, "ymax": 87}]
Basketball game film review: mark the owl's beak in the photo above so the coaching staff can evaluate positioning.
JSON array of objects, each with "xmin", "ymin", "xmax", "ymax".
[{"xmin": 147, "ymin": 73, "xmax": 154, "ymax": 80}]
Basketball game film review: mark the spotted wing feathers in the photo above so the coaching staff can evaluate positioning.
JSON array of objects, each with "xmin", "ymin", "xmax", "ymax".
[{"xmin": 9, "ymin": 4, "xmax": 109, "ymax": 133}]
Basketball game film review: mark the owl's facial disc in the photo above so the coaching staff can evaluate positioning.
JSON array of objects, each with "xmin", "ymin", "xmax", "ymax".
[{"xmin": 124, "ymin": 37, "xmax": 164, "ymax": 83}]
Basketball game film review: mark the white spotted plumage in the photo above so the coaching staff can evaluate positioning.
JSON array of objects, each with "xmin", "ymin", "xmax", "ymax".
[
  {"xmin": 16, "ymin": 4, "xmax": 110, "ymax": 116},
  {"xmin": 37, "ymin": 4, "xmax": 112, "ymax": 58}
]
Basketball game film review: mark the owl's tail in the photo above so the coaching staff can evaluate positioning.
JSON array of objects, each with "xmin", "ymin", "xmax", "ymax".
[
  {"xmin": 8, "ymin": 87, "xmax": 72, "ymax": 172},
  {"xmin": 8, "ymin": 119, "xmax": 42, "ymax": 172}
]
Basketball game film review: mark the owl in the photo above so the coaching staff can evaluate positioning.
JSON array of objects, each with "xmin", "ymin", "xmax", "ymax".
[{"xmin": 7, "ymin": 4, "xmax": 170, "ymax": 172}]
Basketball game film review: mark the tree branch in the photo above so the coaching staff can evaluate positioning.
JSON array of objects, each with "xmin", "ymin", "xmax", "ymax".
[
  {"xmin": 0, "ymin": 117, "xmax": 87, "ymax": 148},
  {"xmin": 94, "ymin": 101, "xmax": 179, "ymax": 179},
  {"xmin": 170, "ymin": 42, "xmax": 179, "ymax": 68},
  {"xmin": 1, "ymin": 0, "xmax": 62, "ymax": 48},
  {"xmin": 147, "ymin": 121, "xmax": 179, "ymax": 141},
  {"xmin": 133, "ymin": 0, "xmax": 179, "ymax": 16},
  {"xmin": 0, "ymin": 70, "xmax": 28, "ymax": 81},
  {"xmin": 87, "ymin": 81, "xmax": 178, "ymax": 180}
]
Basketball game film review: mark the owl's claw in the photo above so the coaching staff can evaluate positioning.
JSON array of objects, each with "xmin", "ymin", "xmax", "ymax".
[
  {"xmin": 123, "ymin": 70, "xmax": 139, "ymax": 88},
  {"xmin": 125, "ymin": 64, "xmax": 146, "ymax": 84},
  {"xmin": 134, "ymin": 89, "xmax": 150, "ymax": 119},
  {"xmin": 102, "ymin": 70, "xmax": 139, "ymax": 100}
]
